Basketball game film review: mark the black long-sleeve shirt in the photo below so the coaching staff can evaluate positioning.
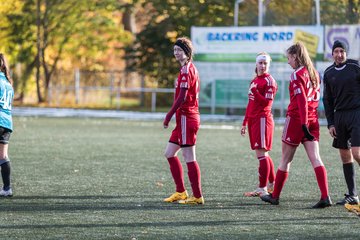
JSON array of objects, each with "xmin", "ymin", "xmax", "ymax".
[{"xmin": 323, "ymin": 59, "xmax": 360, "ymax": 128}]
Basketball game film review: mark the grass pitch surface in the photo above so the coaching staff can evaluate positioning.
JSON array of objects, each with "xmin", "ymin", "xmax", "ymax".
[{"xmin": 1, "ymin": 117, "xmax": 358, "ymax": 239}]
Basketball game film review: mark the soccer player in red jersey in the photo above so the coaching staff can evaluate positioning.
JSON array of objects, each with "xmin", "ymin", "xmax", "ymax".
[
  {"xmin": 241, "ymin": 52, "xmax": 277, "ymax": 197},
  {"xmin": 162, "ymin": 37, "xmax": 204, "ymax": 204},
  {"xmin": 261, "ymin": 42, "xmax": 332, "ymax": 208}
]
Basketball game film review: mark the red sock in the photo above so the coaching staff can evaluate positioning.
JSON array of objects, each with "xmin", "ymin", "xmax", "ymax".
[
  {"xmin": 267, "ymin": 156, "xmax": 276, "ymax": 184},
  {"xmin": 186, "ymin": 161, "xmax": 202, "ymax": 198},
  {"xmin": 167, "ymin": 157, "xmax": 185, "ymax": 193},
  {"xmin": 258, "ymin": 156, "xmax": 269, "ymax": 188},
  {"xmin": 272, "ymin": 169, "xmax": 289, "ymax": 199},
  {"xmin": 314, "ymin": 166, "xmax": 329, "ymax": 199}
]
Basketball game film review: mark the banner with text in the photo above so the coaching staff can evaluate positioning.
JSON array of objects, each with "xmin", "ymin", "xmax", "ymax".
[{"xmin": 191, "ymin": 26, "xmax": 324, "ymax": 62}]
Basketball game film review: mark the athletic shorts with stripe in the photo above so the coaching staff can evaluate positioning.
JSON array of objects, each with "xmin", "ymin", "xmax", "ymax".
[
  {"xmin": 282, "ymin": 116, "xmax": 320, "ymax": 146},
  {"xmin": 247, "ymin": 116, "xmax": 274, "ymax": 151},
  {"xmin": 169, "ymin": 113, "xmax": 200, "ymax": 147}
]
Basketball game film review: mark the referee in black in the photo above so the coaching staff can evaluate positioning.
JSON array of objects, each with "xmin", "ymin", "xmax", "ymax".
[{"xmin": 323, "ymin": 40, "xmax": 360, "ymax": 206}]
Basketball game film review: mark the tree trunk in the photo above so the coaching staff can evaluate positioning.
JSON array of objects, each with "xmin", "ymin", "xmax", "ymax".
[
  {"xmin": 36, "ymin": 0, "xmax": 44, "ymax": 103},
  {"xmin": 123, "ymin": 5, "xmax": 137, "ymax": 91},
  {"xmin": 122, "ymin": 6, "xmax": 137, "ymax": 34},
  {"xmin": 348, "ymin": 0, "xmax": 359, "ymax": 23}
]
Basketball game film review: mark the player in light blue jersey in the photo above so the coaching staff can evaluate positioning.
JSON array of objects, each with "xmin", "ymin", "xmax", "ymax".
[{"xmin": 0, "ymin": 53, "xmax": 14, "ymax": 197}]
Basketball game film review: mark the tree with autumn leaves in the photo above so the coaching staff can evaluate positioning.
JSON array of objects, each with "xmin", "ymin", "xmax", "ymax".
[{"xmin": 1, "ymin": 0, "xmax": 133, "ymax": 103}]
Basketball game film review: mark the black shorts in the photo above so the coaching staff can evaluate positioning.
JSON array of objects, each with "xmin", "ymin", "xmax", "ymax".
[
  {"xmin": 333, "ymin": 109, "xmax": 360, "ymax": 149},
  {"xmin": 0, "ymin": 127, "xmax": 11, "ymax": 144}
]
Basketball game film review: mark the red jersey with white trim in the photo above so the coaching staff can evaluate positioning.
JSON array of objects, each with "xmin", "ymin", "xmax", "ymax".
[
  {"xmin": 287, "ymin": 66, "xmax": 320, "ymax": 124},
  {"xmin": 175, "ymin": 61, "xmax": 200, "ymax": 115},
  {"xmin": 243, "ymin": 73, "xmax": 277, "ymax": 126}
]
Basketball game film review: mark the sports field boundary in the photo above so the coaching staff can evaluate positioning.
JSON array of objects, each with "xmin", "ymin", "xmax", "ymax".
[{"xmin": 12, "ymin": 107, "xmax": 328, "ymax": 125}]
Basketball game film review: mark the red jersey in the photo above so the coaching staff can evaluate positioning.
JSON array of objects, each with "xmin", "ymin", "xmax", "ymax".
[
  {"xmin": 286, "ymin": 66, "xmax": 320, "ymax": 125},
  {"xmin": 243, "ymin": 73, "xmax": 277, "ymax": 126},
  {"xmin": 175, "ymin": 61, "xmax": 200, "ymax": 115}
]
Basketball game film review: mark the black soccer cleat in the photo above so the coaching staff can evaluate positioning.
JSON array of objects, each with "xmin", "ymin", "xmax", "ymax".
[
  {"xmin": 260, "ymin": 193, "xmax": 279, "ymax": 205},
  {"xmin": 336, "ymin": 194, "xmax": 359, "ymax": 205},
  {"xmin": 312, "ymin": 196, "xmax": 332, "ymax": 208}
]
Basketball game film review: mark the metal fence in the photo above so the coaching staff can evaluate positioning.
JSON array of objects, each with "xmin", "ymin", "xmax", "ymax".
[{"xmin": 47, "ymin": 64, "xmax": 330, "ymax": 117}]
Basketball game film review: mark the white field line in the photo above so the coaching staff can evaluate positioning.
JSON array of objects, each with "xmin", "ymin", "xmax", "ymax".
[{"xmin": 12, "ymin": 107, "xmax": 327, "ymax": 126}]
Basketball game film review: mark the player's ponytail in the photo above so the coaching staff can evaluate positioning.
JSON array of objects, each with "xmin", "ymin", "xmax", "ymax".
[{"xmin": 287, "ymin": 42, "xmax": 318, "ymax": 89}]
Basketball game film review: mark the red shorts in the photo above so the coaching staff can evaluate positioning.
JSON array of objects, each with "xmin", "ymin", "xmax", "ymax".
[
  {"xmin": 282, "ymin": 116, "xmax": 320, "ymax": 146},
  {"xmin": 247, "ymin": 116, "xmax": 274, "ymax": 151},
  {"xmin": 169, "ymin": 113, "xmax": 200, "ymax": 147}
]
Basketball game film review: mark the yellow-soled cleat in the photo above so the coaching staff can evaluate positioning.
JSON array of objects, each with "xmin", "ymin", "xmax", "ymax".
[
  {"xmin": 179, "ymin": 196, "xmax": 204, "ymax": 205},
  {"xmin": 164, "ymin": 191, "xmax": 188, "ymax": 203}
]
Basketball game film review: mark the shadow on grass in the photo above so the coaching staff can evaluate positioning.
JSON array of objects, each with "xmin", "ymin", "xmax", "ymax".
[
  {"xmin": 0, "ymin": 216, "xmax": 354, "ymax": 230},
  {"xmin": 0, "ymin": 194, "xmax": 349, "ymax": 214},
  {"xmin": 11, "ymin": 195, "xmax": 130, "ymax": 200},
  {"xmin": 0, "ymin": 199, "xmax": 254, "ymax": 212},
  {"xmin": 0, "ymin": 194, "xmax": 357, "ymax": 238}
]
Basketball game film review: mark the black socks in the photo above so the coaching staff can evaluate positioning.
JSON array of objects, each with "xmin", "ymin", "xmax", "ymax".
[
  {"xmin": 343, "ymin": 162, "xmax": 357, "ymax": 196},
  {"xmin": 0, "ymin": 161, "xmax": 11, "ymax": 190}
]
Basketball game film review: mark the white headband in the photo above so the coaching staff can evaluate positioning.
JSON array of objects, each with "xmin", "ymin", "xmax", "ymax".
[{"xmin": 256, "ymin": 54, "xmax": 271, "ymax": 63}]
